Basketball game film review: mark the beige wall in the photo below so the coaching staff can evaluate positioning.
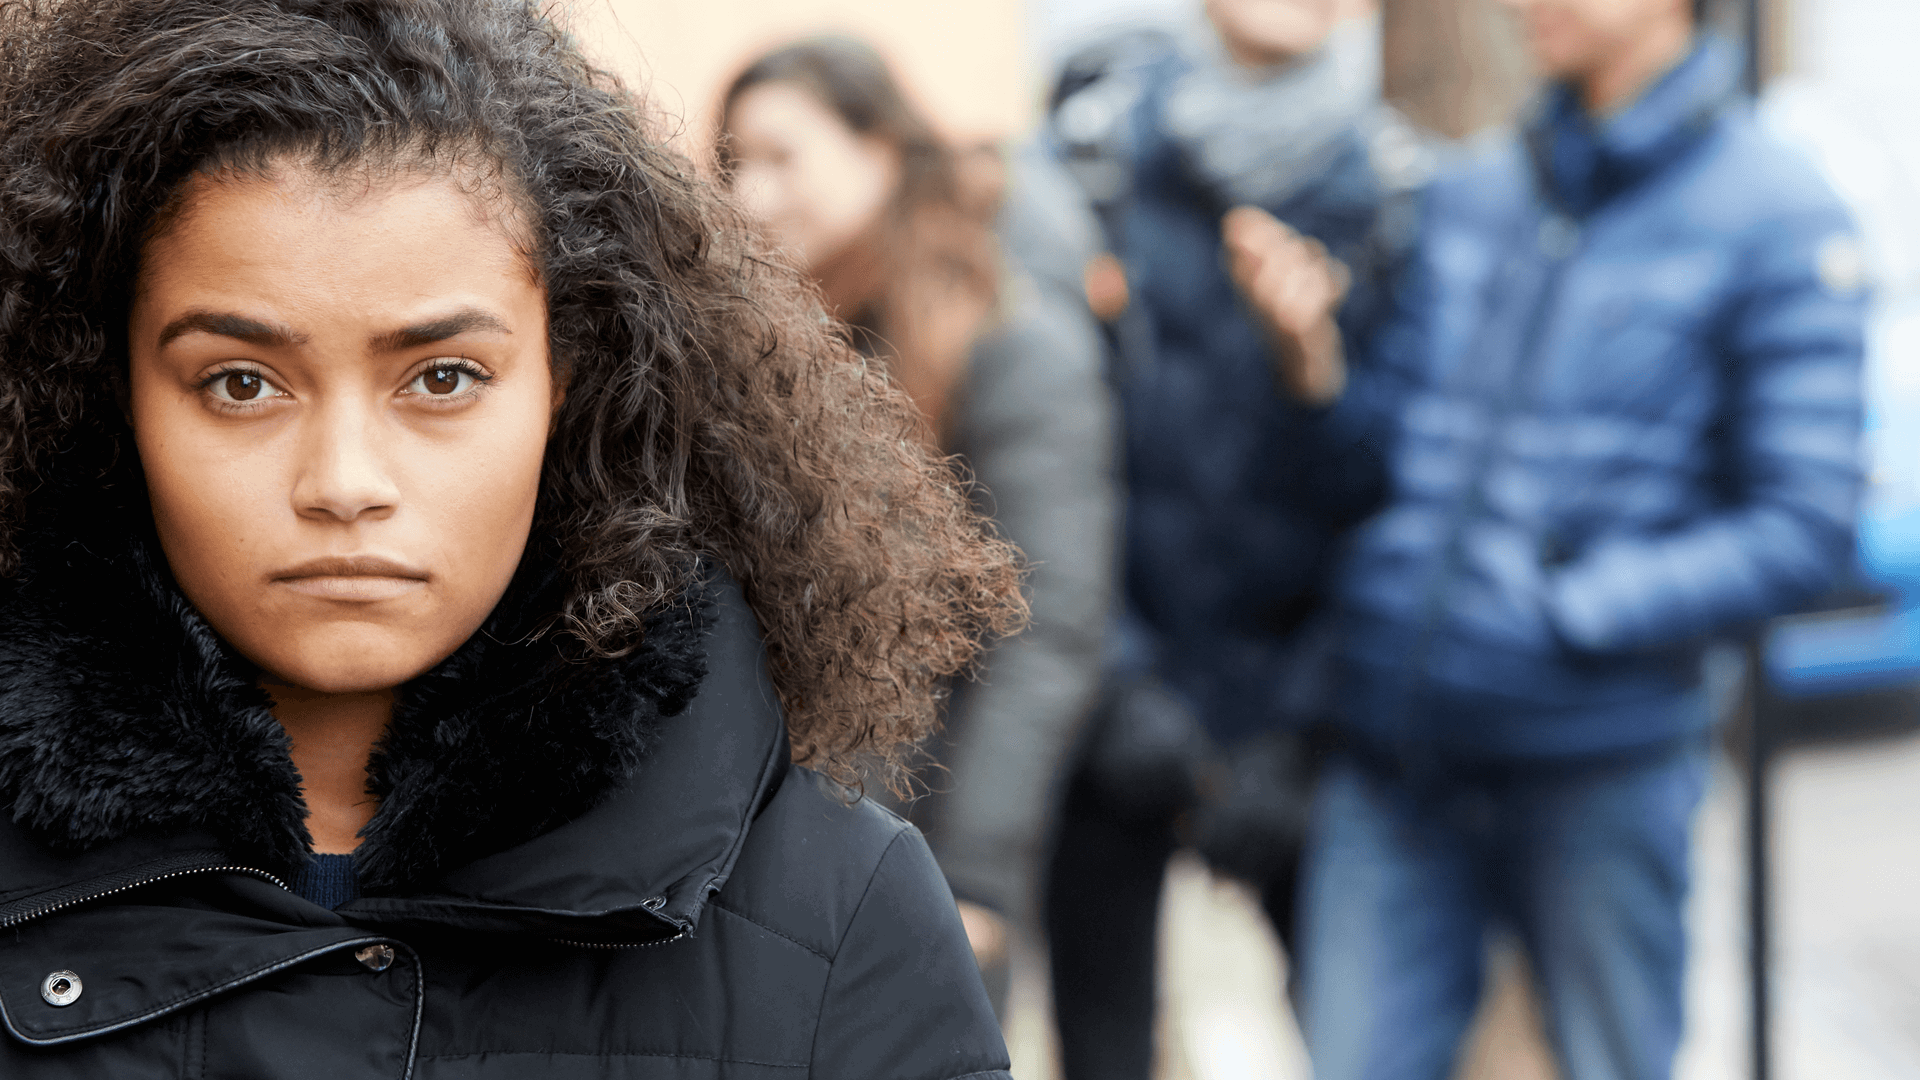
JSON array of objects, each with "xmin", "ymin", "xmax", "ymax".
[{"xmin": 561, "ymin": 0, "xmax": 1034, "ymax": 162}]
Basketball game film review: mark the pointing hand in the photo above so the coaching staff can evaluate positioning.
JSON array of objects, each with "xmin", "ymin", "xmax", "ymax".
[{"xmin": 1222, "ymin": 205, "xmax": 1351, "ymax": 405}]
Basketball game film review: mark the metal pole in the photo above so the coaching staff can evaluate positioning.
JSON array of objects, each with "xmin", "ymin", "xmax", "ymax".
[
  {"xmin": 1739, "ymin": 0, "xmax": 1774, "ymax": 1057},
  {"xmin": 1744, "ymin": 636, "xmax": 1773, "ymax": 1080}
]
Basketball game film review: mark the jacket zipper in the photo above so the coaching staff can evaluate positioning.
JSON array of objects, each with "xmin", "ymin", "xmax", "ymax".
[
  {"xmin": 549, "ymin": 932, "xmax": 686, "ymax": 950},
  {"xmin": 4, "ymin": 863, "xmax": 423, "ymax": 1079},
  {"xmin": 0, "ymin": 865, "xmax": 288, "ymax": 930},
  {"xmin": 4, "ymin": 859, "xmax": 682, "ymax": 949},
  {"xmin": 1399, "ymin": 212, "xmax": 1581, "ymax": 745},
  {"xmin": 549, "ymin": 893, "xmax": 686, "ymax": 948}
]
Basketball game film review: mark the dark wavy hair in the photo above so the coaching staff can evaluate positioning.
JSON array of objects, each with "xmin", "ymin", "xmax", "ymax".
[{"xmin": 0, "ymin": 0, "xmax": 1026, "ymax": 787}]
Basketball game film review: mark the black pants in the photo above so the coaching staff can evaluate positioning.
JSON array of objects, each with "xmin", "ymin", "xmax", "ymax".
[{"xmin": 1042, "ymin": 764, "xmax": 1303, "ymax": 1080}]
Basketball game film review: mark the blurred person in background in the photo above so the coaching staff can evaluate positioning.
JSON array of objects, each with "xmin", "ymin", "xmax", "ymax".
[
  {"xmin": 720, "ymin": 38, "xmax": 1117, "ymax": 1014},
  {"xmin": 1227, "ymin": 0, "xmax": 1868, "ymax": 1075},
  {"xmin": 1038, "ymin": 0, "xmax": 1409, "ymax": 1075}
]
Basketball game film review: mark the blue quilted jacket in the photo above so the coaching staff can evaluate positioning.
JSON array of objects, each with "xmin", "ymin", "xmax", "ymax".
[{"xmin": 1330, "ymin": 39, "xmax": 1866, "ymax": 759}]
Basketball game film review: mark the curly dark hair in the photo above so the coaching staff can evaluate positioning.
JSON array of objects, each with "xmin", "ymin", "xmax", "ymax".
[{"xmin": 0, "ymin": 0, "xmax": 1026, "ymax": 787}]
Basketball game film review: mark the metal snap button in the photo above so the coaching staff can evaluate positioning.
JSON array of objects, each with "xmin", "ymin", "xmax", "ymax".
[
  {"xmin": 41, "ymin": 971, "xmax": 81, "ymax": 1006},
  {"xmin": 354, "ymin": 944, "xmax": 395, "ymax": 972}
]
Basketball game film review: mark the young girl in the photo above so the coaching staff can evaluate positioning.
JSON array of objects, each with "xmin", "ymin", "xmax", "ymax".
[{"xmin": 0, "ymin": 2, "xmax": 1023, "ymax": 1077}]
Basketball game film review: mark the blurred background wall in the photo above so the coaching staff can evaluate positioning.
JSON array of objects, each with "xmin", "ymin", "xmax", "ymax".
[
  {"xmin": 562, "ymin": 0, "xmax": 1033, "ymax": 156},
  {"xmin": 561, "ymin": 0, "xmax": 1550, "ymax": 156}
]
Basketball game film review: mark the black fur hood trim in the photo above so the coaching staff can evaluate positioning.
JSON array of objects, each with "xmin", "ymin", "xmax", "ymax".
[{"xmin": 0, "ymin": 524, "xmax": 709, "ymax": 893}]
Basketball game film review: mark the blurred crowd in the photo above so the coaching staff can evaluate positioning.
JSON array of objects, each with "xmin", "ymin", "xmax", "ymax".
[{"xmin": 699, "ymin": 0, "xmax": 1870, "ymax": 1077}]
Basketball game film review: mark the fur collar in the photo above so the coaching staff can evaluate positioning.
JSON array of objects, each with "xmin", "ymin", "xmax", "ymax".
[{"xmin": 0, "ymin": 515, "xmax": 708, "ymax": 894}]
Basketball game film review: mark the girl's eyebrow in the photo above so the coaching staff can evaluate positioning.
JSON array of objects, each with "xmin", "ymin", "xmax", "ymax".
[
  {"xmin": 153, "ymin": 307, "xmax": 511, "ymax": 353},
  {"xmin": 371, "ymin": 307, "xmax": 512, "ymax": 353},
  {"xmin": 156, "ymin": 310, "xmax": 306, "ymax": 349}
]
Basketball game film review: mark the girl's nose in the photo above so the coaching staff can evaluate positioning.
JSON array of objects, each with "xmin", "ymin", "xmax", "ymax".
[{"xmin": 291, "ymin": 401, "xmax": 401, "ymax": 523}]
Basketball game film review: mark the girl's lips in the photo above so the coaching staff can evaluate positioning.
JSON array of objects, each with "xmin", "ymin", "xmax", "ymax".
[
  {"xmin": 274, "ymin": 575, "xmax": 427, "ymax": 602},
  {"xmin": 271, "ymin": 556, "xmax": 430, "ymax": 602}
]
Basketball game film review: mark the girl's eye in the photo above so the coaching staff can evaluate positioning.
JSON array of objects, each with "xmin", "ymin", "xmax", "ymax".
[
  {"xmin": 207, "ymin": 371, "xmax": 283, "ymax": 403},
  {"xmin": 407, "ymin": 365, "xmax": 480, "ymax": 397}
]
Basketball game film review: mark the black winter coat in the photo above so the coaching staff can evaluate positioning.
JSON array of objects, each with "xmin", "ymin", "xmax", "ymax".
[{"xmin": 0, "ymin": 531, "xmax": 1009, "ymax": 1079}]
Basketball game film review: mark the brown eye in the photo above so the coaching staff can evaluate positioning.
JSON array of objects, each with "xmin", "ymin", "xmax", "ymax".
[
  {"xmin": 207, "ymin": 370, "xmax": 282, "ymax": 404},
  {"xmin": 406, "ymin": 364, "xmax": 479, "ymax": 397}
]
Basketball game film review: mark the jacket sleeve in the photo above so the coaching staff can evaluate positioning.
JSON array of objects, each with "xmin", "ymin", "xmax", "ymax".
[
  {"xmin": 1280, "ymin": 388, "xmax": 1396, "ymax": 528},
  {"xmin": 1278, "ymin": 211, "xmax": 1436, "ymax": 527},
  {"xmin": 811, "ymin": 827, "xmax": 1013, "ymax": 1080},
  {"xmin": 1545, "ymin": 206, "xmax": 1867, "ymax": 653},
  {"xmin": 932, "ymin": 277, "xmax": 1116, "ymax": 920}
]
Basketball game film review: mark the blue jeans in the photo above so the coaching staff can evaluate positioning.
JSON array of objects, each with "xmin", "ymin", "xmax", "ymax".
[{"xmin": 1296, "ymin": 739, "xmax": 1709, "ymax": 1080}]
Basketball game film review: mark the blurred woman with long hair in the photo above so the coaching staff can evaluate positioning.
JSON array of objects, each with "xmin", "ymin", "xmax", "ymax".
[{"xmin": 722, "ymin": 37, "xmax": 1116, "ymax": 1010}]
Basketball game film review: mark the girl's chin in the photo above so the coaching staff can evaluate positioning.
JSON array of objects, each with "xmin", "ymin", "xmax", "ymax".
[{"xmin": 246, "ymin": 637, "xmax": 455, "ymax": 696}]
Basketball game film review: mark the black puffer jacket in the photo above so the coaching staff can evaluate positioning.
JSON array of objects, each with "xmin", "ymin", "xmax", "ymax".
[{"xmin": 0, "ymin": 531, "xmax": 1009, "ymax": 1079}]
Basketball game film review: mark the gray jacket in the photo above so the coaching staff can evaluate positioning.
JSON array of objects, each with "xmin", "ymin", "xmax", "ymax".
[{"xmin": 924, "ymin": 148, "xmax": 1117, "ymax": 921}]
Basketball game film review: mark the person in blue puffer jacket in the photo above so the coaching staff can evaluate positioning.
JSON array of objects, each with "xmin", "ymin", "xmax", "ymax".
[
  {"xmin": 1226, "ymin": 0, "xmax": 1867, "ymax": 1076},
  {"xmin": 1041, "ymin": 3, "xmax": 1412, "ymax": 1077},
  {"xmin": 1221, "ymin": 0, "xmax": 1866, "ymax": 1068}
]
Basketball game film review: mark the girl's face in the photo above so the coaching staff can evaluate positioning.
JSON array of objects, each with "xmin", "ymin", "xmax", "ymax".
[
  {"xmin": 128, "ymin": 165, "xmax": 554, "ymax": 694},
  {"xmin": 725, "ymin": 81, "xmax": 900, "ymax": 271}
]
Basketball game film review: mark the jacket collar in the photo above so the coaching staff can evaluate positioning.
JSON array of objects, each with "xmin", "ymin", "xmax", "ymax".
[
  {"xmin": 0, "ymin": 507, "xmax": 780, "ymax": 935},
  {"xmin": 1524, "ymin": 35, "xmax": 1743, "ymax": 217},
  {"xmin": 340, "ymin": 590, "xmax": 790, "ymax": 941}
]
